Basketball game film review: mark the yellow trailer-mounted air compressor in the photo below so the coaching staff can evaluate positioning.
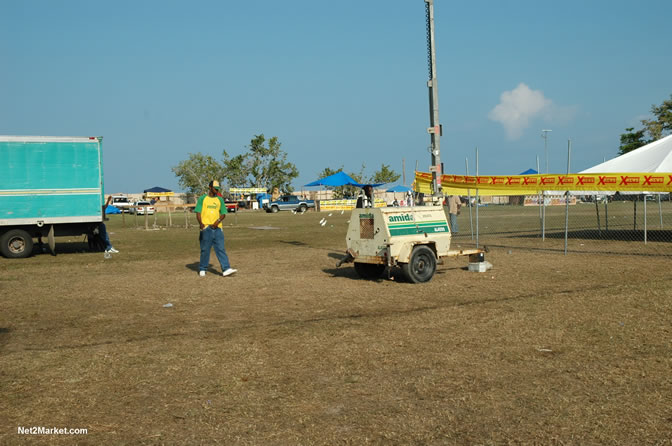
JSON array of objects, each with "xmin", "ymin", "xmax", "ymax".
[{"xmin": 339, "ymin": 206, "xmax": 485, "ymax": 283}]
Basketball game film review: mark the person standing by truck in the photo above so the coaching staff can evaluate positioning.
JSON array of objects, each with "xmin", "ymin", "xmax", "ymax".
[
  {"xmin": 446, "ymin": 195, "xmax": 461, "ymax": 234},
  {"xmin": 195, "ymin": 180, "xmax": 237, "ymax": 277},
  {"xmin": 100, "ymin": 195, "xmax": 119, "ymax": 254}
]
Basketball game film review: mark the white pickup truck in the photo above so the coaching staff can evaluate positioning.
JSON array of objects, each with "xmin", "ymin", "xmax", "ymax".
[{"xmin": 110, "ymin": 195, "xmax": 132, "ymax": 213}]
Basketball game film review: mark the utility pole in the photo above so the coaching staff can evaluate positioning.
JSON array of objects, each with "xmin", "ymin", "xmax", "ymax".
[
  {"xmin": 425, "ymin": 0, "xmax": 442, "ymax": 203},
  {"xmin": 542, "ymin": 129, "xmax": 552, "ymax": 173}
]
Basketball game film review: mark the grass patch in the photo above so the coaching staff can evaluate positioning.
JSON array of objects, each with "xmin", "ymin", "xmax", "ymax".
[{"xmin": 1, "ymin": 209, "xmax": 671, "ymax": 444}]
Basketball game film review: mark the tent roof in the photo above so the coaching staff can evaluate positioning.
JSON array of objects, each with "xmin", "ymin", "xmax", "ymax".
[
  {"xmin": 519, "ymin": 168, "xmax": 538, "ymax": 175},
  {"xmin": 304, "ymin": 171, "xmax": 383, "ymax": 188},
  {"xmin": 144, "ymin": 186, "xmax": 172, "ymax": 193},
  {"xmin": 386, "ymin": 184, "xmax": 413, "ymax": 193},
  {"xmin": 305, "ymin": 171, "xmax": 358, "ymax": 187},
  {"xmin": 581, "ymin": 134, "xmax": 672, "ymax": 173}
]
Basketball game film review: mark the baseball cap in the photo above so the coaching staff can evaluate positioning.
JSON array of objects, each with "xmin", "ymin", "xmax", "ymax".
[{"xmin": 209, "ymin": 180, "xmax": 221, "ymax": 190}]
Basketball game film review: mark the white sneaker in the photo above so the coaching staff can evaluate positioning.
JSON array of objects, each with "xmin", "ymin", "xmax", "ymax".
[
  {"xmin": 106, "ymin": 247, "xmax": 119, "ymax": 254},
  {"xmin": 222, "ymin": 268, "xmax": 237, "ymax": 277},
  {"xmin": 199, "ymin": 271, "xmax": 206, "ymax": 277}
]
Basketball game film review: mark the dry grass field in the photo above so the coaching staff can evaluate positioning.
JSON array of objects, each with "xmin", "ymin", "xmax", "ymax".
[{"xmin": 1, "ymin": 208, "xmax": 671, "ymax": 445}]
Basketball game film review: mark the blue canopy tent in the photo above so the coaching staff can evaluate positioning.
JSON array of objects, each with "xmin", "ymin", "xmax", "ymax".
[
  {"xmin": 386, "ymin": 184, "xmax": 413, "ymax": 206},
  {"xmin": 143, "ymin": 186, "xmax": 172, "ymax": 193},
  {"xmin": 304, "ymin": 171, "xmax": 384, "ymax": 188},
  {"xmin": 386, "ymin": 184, "xmax": 413, "ymax": 193},
  {"xmin": 519, "ymin": 168, "xmax": 538, "ymax": 175},
  {"xmin": 305, "ymin": 171, "xmax": 363, "ymax": 187}
]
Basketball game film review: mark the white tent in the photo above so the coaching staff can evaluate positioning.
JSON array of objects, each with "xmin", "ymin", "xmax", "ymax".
[
  {"xmin": 581, "ymin": 133, "xmax": 672, "ymax": 174},
  {"xmin": 563, "ymin": 134, "xmax": 672, "ymax": 197},
  {"xmin": 576, "ymin": 134, "xmax": 672, "ymax": 242}
]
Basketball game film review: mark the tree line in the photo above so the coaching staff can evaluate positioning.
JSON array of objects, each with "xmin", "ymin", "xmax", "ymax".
[
  {"xmin": 172, "ymin": 134, "xmax": 401, "ymax": 197},
  {"xmin": 172, "ymin": 134, "xmax": 298, "ymax": 196},
  {"xmin": 619, "ymin": 94, "xmax": 672, "ymax": 155}
]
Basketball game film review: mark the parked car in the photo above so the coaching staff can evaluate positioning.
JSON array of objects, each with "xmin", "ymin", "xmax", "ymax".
[
  {"xmin": 111, "ymin": 195, "xmax": 132, "ymax": 213},
  {"xmin": 130, "ymin": 200, "xmax": 155, "ymax": 215},
  {"xmin": 225, "ymin": 201, "xmax": 238, "ymax": 213},
  {"xmin": 264, "ymin": 195, "xmax": 315, "ymax": 213}
]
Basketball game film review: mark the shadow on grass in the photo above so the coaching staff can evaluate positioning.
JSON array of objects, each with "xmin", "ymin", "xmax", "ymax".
[
  {"xmin": 0, "ymin": 327, "xmax": 10, "ymax": 349},
  {"xmin": 280, "ymin": 240, "xmax": 309, "ymax": 247},
  {"xmin": 185, "ymin": 262, "xmax": 225, "ymax": 275},
  {"xmin": 510, "ymin": 228, "xmax": 672, "ymax": 242},
  {"xmin": 30, "ymin": 241, "xmax": 99, "ymax": 256},
  {"xmin": 327, "ymin": 251, "xmax": 345, "ymax": 261}
]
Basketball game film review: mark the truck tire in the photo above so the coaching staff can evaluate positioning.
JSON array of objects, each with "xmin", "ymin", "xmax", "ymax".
[
  {"xmin": 401, "ymin": 245, "xmax": 436, "ymax": 283},
  {"xmin": 354, "ymin": 262, "xmax": 385, "ymax": 279},
  {"xmin": 271, "ymin": 205, "xmax": 279, "ymax": 213},
  {"xmin": 299, "ymin": 204, "xmax": 307, "ymax": 213},
  {"xmin": 0, "ymin": 229, "xmax": 34, "ymax": 259}
]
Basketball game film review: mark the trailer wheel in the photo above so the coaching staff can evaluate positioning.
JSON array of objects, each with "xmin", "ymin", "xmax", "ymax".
[
  {"xmin": 0, "ymin": 229, "xmax": 34, "ymax": 259},
  {"xmin": 354, "ymin": 262, "xmax": 385, "ymax": 279},
  {"xmin": 401, "ymin": 245, "xmax": 436, "ymax": 283}
]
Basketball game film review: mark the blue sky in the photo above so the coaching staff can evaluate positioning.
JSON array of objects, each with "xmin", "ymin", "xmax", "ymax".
[{"xmin": 1, "ymin": 0, "xmax": 670, "ymax": 193}]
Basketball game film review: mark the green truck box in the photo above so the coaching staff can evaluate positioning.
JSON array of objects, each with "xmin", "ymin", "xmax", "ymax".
[{"xmin": 0, "ymin": 135, "xmax": 105, "ymax": 258}]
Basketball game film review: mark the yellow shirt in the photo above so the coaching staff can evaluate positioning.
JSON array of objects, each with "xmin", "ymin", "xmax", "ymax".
[{"xmin": 195, "ymin": 194, "xmax": 227, "ymax": 228}]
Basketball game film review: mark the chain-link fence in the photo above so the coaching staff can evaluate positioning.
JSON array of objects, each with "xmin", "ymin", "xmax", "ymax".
[{"xmin": 450, "ymin": 194, "xmax": 672, "ymax": 257}]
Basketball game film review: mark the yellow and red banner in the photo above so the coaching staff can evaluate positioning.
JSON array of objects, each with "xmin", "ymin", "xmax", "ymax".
[{"xmin": 415, "ymin": 171, "xmax": 672, "ymax": 195}]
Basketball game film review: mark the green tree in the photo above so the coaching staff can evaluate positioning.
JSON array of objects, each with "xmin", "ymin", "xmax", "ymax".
[
  {"xmin": 618, "ymin": 127, "xmax": 648, "ymax": 155},
  {"xmin": 221, "ymin": 150, "xmax": 250, "ymax": 188},
  {"xmin": 619, "ymin": 94, "xmax": 672, "ymax": 155},
  {"xmin": 246, "ymin": 134, "xmax": 298, "ymax": 192},
  {"xmin": 171, "ymin": 153, "xmax": 224, "ymax": 195},
  {"xmin": 370, "ymin": 163, "xmax": 401, "ymax": 184},
  {"xmin": 641, "ymin": 94, "xmax": 672, "ymax": 141}
]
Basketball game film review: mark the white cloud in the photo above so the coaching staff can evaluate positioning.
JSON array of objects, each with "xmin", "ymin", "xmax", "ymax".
[{"xmin": 488, "ymin": 83, "xmax": 552, "ymax": 140}]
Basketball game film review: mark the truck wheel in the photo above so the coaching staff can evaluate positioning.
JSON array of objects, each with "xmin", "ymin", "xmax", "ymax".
[
  {"xmin": 0, "ymin": 229, "xmax": 34, "ymax": 259},
  {"xmin": 401, "ymin": 245, "xmax": 436, "ymax": 283},
  {"xmin": 299, "ymin": 204, "xmax": 307, "ymax": 213},
  {"xmin": 271, "ymin": 205, "xmax": 279, "ymax": 213},
  {"xmin": 354, "ymin": 262, "xmax": 385, "ymax": 279}
]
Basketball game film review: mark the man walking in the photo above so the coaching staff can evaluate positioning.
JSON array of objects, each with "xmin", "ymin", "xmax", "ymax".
[
  {"xmin": 195, "ymin": 180, "xmax": 237, "ymax": 277},
  {"xmin": 447, "ymin": 195, "xmax": 461, "ymax": 234}
]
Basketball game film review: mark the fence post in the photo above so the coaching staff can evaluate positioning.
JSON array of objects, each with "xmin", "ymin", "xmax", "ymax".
[
  {"xmin": 466, "ymin": 157, "xmax": 473, "ymax": 241},
  {"xmin": 475, "ymin": 147, "xmax": 479, "ymax": 248},
  {"xmin": 644, "ymin": 194, "xmax": 648, "ymax": 244},
  {"xmin": 563, "ymin": 140, "xmax": 571, "ymax": 255},
  {"xmin": 595, "ymin": 197, "xmax": 601, "ymax": 237}
]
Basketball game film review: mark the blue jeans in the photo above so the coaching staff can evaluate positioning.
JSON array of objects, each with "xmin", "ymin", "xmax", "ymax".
[
  {"xmin": 199, "ymin": 227, "xmax": 231, "ymax": 272},
  {"xmin": 449, "ymin": 213, "xmax": 459, "ymax": 234},
  {"xmin": 99, "ymin": 223, "xmax": 113, "ymax": 250}
]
